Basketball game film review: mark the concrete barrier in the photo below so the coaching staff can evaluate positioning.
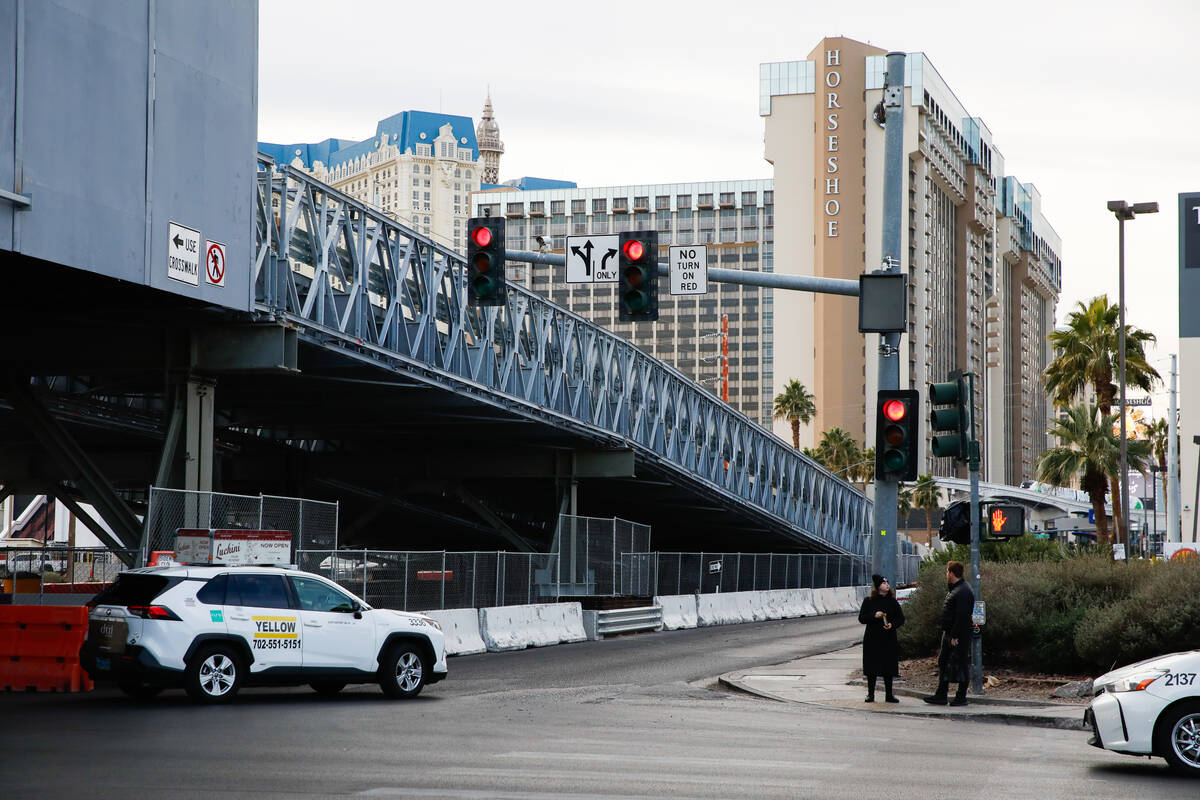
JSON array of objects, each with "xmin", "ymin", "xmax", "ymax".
[
  {"xmin": 656, "ymin": 595, "xmax": 698, "ymax": 630},
  {"xmin": 423, "ymin": 608, "xmax": 486, "ymax": 656},
  {"xmin": 479, "ymin": 602, "xmax": 586, "ymax": 651},
  {"xmin": 697, "ymin": 591, "xmax": 747, "ymax": 626}
]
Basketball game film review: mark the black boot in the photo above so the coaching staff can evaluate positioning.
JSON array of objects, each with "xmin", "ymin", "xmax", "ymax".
[
  {"xmin": 923, "ymin": 680, "xmax": 949, "ymax": 705},
  {"xmin": 865, "ymin": 674, "xmax": 877, "ymax": 702},
  {"xmin": 949, "ymin": 683, "xmax": 969, "ymax": 706},
  {"xmin": 884, "ymin": 676, "xmax": 899, "ymax": 703}
]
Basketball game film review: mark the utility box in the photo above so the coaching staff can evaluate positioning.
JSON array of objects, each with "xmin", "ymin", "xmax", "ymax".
[{"xmin": 174, "ymin": 529, "xmax": 292, "ymax": 566}]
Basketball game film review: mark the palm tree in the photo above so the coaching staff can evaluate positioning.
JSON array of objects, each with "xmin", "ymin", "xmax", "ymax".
[
  {"xmin": 1044, "ymin": 295, "xmax": 1160, "ymax": 543},
  {"xmin": 853, "ymin": 447, "xmax": 876, "ymax": 492},
  {"xmin": 1037, "ymin": 403, "xmax": 1152, "ymax": 545},
  {"xmin": 912, "ymin": 474, "xmax": 941, "ymax": 546},
  {"xmin": 897, "ymin": 484, "xmax": 913, "ymax": 532},
  {"xmin": 772, "ymin": 379, "xmax": 816, "ymax": 449},
  {"xmin": 815, "ymin": 427, "xmax": 861, "ymax": 480},
  {"xmin": 1146, "ymin": 417, "xmax": 1170, "ymax": 511}
]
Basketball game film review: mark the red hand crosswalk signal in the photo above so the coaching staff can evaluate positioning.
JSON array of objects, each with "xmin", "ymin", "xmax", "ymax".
[
  {"xmin": 467, "ymin": 217, "xmax": 506, "ymax": 306},
  {"xmin": 875, "ymin": 389, "xmax": 919, "ymax": 481},
  {"xmin": 619, "ymin": 231, "xmax": 658, "ymax": 321}
]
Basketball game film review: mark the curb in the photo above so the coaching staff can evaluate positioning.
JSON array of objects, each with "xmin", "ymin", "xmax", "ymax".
[{"xmin": 720, "ymin": 671, "xmax": 1088, "ymax": 731}]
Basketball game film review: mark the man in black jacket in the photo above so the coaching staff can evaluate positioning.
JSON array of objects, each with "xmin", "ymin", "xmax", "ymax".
[{"xmin": 924, "ymin": 560, "xmax": 975, "ymax": 706}]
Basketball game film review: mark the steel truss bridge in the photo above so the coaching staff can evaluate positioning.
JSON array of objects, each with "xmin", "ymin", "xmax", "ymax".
[
  {"xmin": 248, "ymin": 163, "xmax": 870, "ymax": 554},
  {"xmin": 0, "ymin": 163, "xmax": 870, "ymax": 558}
]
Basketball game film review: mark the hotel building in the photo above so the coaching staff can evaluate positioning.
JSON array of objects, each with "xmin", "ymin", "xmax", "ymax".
[
  {"xmin": 761, "ymin": 37, "xmax": 1062, "ymax": 483},
  {"xmin": 473, "ymin": 181, "xmax": 777, "ymax": 425}
]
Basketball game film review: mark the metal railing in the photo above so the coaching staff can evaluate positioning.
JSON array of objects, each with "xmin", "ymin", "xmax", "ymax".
[{"xmin": 254, "ymin": 162, "xmax": 871, "ymax": 554}]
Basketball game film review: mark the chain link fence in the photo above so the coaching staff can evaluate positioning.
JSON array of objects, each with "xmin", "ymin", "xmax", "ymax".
[
  {"xmin": 1, "ymin": 547, "xmax": 138, "ymax": 602},
  {"xmin": 142, "ymin": 488, "xmax": 338, "ymax": 566},
  {"xmin": 551, "ymin": 515, "xmax": 651, "ymax": 597},
  {"xmin": 297, "ymin": 548, "xmax": 878, "ymax": 612}
]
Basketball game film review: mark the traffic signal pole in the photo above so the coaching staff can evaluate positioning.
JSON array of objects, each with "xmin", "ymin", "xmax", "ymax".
[
  {"xmin": 967, "ymin": 371, "xmax": 983, "ymax": 694},
  {"xmin": 871, "ymin": 52, "xmax": 907, "ymax": 581}
]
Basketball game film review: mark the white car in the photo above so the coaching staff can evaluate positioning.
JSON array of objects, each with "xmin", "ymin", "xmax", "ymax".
[
  {"xmin": 1085, "ymin": 649, "xmax": 1200, "ymax": 776},
  {"xmin": 80, "ymin": 565, "xmax": 447, "ymax": 703}
]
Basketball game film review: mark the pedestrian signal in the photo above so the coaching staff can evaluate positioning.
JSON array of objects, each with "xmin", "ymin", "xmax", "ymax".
[{"xmin": 986, "ymin": 504, "xmax": 1025, "ymax": 538}]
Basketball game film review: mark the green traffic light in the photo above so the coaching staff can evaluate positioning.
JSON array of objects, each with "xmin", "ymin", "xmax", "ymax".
[
  {"xmin": 624, "ymin": 290, "xmax": 649, "ymax": 312},
  {"xmin": 883, "ymin": 450, "xmax": 906, "ymax": 471}
]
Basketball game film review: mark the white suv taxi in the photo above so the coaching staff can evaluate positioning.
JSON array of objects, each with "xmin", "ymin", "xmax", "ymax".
[
  {"xmin": 1085, "ymin": 649, "xmax": 1200, "ymax": 776},
  {"xmin": 80, "ymin": 565, "xmax": 447, "ymax": 703}
]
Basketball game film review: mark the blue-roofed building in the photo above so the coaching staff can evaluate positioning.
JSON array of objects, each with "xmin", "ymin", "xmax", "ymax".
[
  {"xmin": 258, "ymin": 100, "xmax": 504, "ymax": 254},
  {"xmin": 502, "ymin": 177, "xmax": 578, "ymax": 191}
]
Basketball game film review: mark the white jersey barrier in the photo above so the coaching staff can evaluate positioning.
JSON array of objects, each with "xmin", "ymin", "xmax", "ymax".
[
  {"xmin": 431, "ymin": 586, "xmax": 867, "ymax": 656},
  {"xmin": 479, "ymin": 602, "xmax": 587, "ymax": 651},
  {"xmin": 656, "ymin": 594, "xmax": 699, "ymax": 630},
  {"xmin": 423, "ymin": 608, "xmax": 487, "ymax": 656}
]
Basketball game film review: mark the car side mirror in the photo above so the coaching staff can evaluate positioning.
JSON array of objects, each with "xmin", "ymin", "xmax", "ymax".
[{"xmin": 352, "ymin": 601, "xmax": 363, "ymax": 620}]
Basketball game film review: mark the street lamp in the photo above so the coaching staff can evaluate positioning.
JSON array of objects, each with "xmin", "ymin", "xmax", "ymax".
[{"xmin": 1106, "ymin": 199, "xmax": 1158, "ymax": 558}]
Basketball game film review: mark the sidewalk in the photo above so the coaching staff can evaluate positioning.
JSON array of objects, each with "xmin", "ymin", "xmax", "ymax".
[{"xmin": 720, "ymin": 645, "xmax": 1087, "ymax": 730}]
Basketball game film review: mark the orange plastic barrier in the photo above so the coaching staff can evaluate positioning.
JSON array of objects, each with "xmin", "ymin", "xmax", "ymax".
[{"xmin": 0, "ymin": 606, "xmax": 94, "ymax": 692}]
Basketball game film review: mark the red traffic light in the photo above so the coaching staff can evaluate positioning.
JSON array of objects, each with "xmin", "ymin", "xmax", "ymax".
[
  {"xmin": 622, "ymin": 239, "xmax": 645, "ymax": 261},
  {"xmin": 471, "ymin": 226, "xmax": 493, "ymax": 248},
  {"xmin": 883, "ymin": 399, "xmax": 907, "ymax": 422}
]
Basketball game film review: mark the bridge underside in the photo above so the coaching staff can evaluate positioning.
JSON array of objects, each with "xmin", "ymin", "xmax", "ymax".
[{"xmin": 0, "ymin": 256, "xmax": 835, "ymax": 554}]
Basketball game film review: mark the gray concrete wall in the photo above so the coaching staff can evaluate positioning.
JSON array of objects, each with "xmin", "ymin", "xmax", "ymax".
[{"xmin": 0, "ymin": 0, "xmax": 258, "ymax": 311}]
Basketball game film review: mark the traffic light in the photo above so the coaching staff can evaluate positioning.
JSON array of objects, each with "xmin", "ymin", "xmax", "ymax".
[
  {"xmin": 618, "ymin": 230, "xmax": 658, "ymax": 321},
  {"xmin": 466, "ymin": 217, "xmax": 506, "ymax": 306},
  {"xmin": 929, "ymin": 376, "xmax": 969, "ymax": 461},
  {"xmin": 874, "ymin": 389, "xmax": 919, "ymax": 481},
  {"xmin": 986, "ymin": 504, "xmax": 1025, "ymax": 538}
]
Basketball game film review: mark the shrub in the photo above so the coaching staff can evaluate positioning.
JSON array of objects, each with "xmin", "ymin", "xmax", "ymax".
[{"xmin": 898, "ymin": 554, "xmax": 1198, "ymax": 674}]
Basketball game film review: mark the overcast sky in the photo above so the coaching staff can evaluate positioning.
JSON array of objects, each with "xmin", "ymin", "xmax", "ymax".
[{"xmin": 259, "ymin": 0, "xmax": 1199, "ymax": 416}]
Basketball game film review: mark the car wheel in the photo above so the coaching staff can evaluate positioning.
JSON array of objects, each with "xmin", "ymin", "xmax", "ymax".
[
  {"xmin": 185, "ymin": 644, "xmax": 242, "ymax": 703},
  {"xmin": 118, "ymin": 680, "xmax": 164, "ymax": 700},
  {"xmin": 1156, "ymin": 701, "xmax": 1200, "ymax": 776},
  {"xmin": 310, "ymin": 681, "xmax": 347, "ymax": 696},
  {"xmin": 378, "ymin": 641, "xmax": 426, "ymax": 699}
]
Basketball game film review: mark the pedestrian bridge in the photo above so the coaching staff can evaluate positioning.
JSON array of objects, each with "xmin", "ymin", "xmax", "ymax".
[{"xmin": 251, "ymin": 161, "xmax": 870, "ymax": 554}]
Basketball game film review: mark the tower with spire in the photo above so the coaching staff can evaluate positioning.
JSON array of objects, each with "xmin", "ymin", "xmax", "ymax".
[{"xmin": 475, "ymin": 94, "xmax": 504, "ymax": 185}]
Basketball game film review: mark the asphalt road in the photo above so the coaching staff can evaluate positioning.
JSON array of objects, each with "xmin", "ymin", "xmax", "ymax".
[{"xmin": 2, "ymin": 614, "xmax": 1195, "ymax": 799}]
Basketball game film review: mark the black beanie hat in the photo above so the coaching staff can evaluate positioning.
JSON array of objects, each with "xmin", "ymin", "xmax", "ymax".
[{"xmin": 872, "ymin": 574, "xmax": 886, "ymax": 589}]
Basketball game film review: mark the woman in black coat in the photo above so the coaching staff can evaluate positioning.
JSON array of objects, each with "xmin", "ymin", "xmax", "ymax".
[{"xmin": 858, "ymin": 574, "xmax": 905, "ymax": 702}]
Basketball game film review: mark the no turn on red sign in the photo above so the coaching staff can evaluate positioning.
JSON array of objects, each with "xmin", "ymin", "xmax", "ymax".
[{"xmin": 205, "ymin": 240, "xmax": 227, "ymax": 287}]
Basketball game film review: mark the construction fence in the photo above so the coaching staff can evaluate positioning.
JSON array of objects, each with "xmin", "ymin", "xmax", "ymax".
[
  {"xmin": 141, "ymin": 487, "xmax": 338, "ymax": 566},
  {"xmin": 298, "ymin": 548, "xmax": 886, "ymax": 613},
  {"xmin": 0, "ymin": 547, "xmax": 138, "ymax": 602}
]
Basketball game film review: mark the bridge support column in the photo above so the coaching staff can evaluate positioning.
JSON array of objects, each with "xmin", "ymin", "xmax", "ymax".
[{"xmin": 184, "ymin": 378, "xmax": 215, "ymax": 492}]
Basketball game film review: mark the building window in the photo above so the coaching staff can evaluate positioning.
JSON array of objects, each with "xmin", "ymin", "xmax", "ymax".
[
  {"xmin": 424, "ymin": 165, "xmax": 431, "ymax": 175},
  {"xmin": 719, "ymin": 192, "xmax": 735, "ymax": 207},
  {"xmin": 742, "ymin": 191, "xmax": 757, "ymax": 206},
  {"xmin": 550, "ymin": 200, "xmax": 565, "ymax": 214},
  {"xmin": 529, "ymin": 201, "xmax": 545, "ymax": 216},
  {"xmin": 571, "ymin": 199, "xmax": 586, "ymax": 213},
  {"xmin": 655, "ymin": 195, "xmax": 670, "ymax": 211},
  {"xmin": 634, "ymin": 196, "xmax": 649, "ymax": 211},
  {"xmin": 506, "ymin": 202, "xmax": 524, "ymax": 216},
  {"xmin": 698, "ymin": 193, "xmax": 714, "ymax": 208},
  {"xmin": 676, "ymin": 194, "xmax": 691, "ymax": 208},
  {"xmin": 612, "ymin": 197, "xmax": 628, "ymax": 213},
  {"xmin": 592, "ymin": 199, "xmax": 607, "ymax": 214}
]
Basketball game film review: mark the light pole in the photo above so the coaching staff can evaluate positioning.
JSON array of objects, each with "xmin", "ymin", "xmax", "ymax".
[{"xmin": 1106, "ymin": 200, "xmax": 1158, "ymax": 558}]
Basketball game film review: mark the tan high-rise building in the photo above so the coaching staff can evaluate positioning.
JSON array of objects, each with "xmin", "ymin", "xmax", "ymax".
[{"xmin": 762, "ymin": 38, "xmax": 1061, "ymax": 483}]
